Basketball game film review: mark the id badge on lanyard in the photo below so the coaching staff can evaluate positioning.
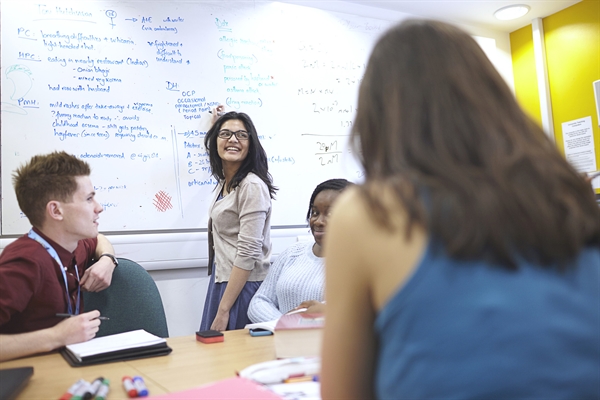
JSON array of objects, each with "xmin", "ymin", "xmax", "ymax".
[{"xmin": 28, "ymin": 229, "xmax": 81, "ymax": 315}]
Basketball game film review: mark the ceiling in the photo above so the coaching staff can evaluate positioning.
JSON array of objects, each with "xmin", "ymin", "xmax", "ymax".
[{"xmin": 336, "ymin": 0, "xmax": 581, "ymax": 33}]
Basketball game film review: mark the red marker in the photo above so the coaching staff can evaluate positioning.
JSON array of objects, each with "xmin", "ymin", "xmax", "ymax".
[
  {"xmin": 122, "ymin": 376, "xmax": 138, "ymax": 398},
  {"xmin": 59, "ymin": 379, "xmax": 85, "ymax": 400}
]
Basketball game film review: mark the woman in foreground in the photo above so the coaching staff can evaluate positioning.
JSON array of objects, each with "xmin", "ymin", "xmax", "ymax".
[{"xmin": 321, "ymin": 20, "xmax": 600, "ymax": 399}]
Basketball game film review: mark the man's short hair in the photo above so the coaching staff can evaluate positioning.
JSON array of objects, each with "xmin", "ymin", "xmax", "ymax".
[{"xmin": 12, "ymin": 151, "xmax": 91, "ymax": 228}]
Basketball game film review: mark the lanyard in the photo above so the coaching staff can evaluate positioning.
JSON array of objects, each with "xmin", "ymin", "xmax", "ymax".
[{"xmin": 28, "ymin": 229, "xmax": 80, "ymax": 315}]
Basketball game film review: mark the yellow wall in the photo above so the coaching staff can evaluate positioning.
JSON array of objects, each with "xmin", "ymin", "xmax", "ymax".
[
  {"xmin": 545, "ymin": 0, "xmax": 600, "ymax": 153},
  {"xmin": 510, "ymin": 0, "xmax": 600, "ymax": 191},
  {"xmin": 510, "ymin": 25, "xmax": 542, "ymax": 125}
]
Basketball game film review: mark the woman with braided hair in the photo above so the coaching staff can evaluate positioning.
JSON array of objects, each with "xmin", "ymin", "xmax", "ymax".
[{"xmin": 248, "ymin": 178, "xmax": 351, "ymax": 323}]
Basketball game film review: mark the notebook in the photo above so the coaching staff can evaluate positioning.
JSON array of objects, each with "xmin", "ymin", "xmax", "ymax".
[
  {"xmin": 60, "ymin": 329, "xmax": 172, "ymax": 367},
  {"xmin": 244, "ymin": 308, "xmax": 309, "ymax": 333},
  {"xmin": 0, "ymin": 367, "xmax": 34, "ymax": 400}
]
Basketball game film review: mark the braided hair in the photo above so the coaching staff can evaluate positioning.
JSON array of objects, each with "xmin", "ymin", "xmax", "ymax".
[{"xmin": 306, "ymin": 178, "xmax": 352, "ymax": 221}]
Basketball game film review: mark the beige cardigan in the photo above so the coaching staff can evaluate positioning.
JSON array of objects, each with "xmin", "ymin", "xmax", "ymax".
[{"xmin": 208, "ymin": 172, "xmax": 272, "ymax": 283}]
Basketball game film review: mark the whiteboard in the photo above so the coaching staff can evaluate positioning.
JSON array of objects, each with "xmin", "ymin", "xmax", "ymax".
[{"xmin": 0, "ymin": 0, "xmax": 391, "ymax": 234}]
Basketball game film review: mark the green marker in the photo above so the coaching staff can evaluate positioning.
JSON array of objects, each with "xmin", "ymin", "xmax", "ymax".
[{"xmin": 95, "ymin": 379, "xmax": 110, "ymax": 400}]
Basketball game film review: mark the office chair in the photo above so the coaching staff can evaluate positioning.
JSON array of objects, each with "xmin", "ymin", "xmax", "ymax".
[{"xmin": 83, "ymin": 257, "xmax": 169, "ymax": 338}]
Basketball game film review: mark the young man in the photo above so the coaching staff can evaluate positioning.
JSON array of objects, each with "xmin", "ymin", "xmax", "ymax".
[{"xmin": 0, "ymin": 151, "xmax": 118, "ymax": 361}]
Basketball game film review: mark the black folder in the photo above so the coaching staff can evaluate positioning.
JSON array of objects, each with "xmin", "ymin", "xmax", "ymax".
[
  {"xmin": 60, "ymin": 342, "xmax": 172, "ymax": 367},
  {"xmin": 0, "ymin": 367, "xmax": 34, "ymax": 400}
]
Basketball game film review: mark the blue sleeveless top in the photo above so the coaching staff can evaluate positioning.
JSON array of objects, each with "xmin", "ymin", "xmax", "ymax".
[{"xmin": 374, "ymin": 241, "xmax": 600, "ymax": 399}]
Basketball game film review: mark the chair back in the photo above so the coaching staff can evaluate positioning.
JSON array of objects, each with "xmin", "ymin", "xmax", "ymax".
[{"xmin": 83, "ymin": 258, "xmax": 169, "ymax": 338}]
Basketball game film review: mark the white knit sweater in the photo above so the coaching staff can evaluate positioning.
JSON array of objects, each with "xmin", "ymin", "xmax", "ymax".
[{"xmin": 247, "ymin": 241, "xmax": 324, "ymax": 323}]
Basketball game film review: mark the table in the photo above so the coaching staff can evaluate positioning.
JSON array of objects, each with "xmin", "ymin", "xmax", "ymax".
[{"xmin": 0, "ymin": 330, "xmax": 276, "ymax": 399}]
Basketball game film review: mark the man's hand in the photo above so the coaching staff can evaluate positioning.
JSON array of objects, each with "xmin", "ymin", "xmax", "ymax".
[
  {"xmin": 80, "ymin": 257, "xmax": 115, "ymax": 292},
  {"xmin": 0, "ymin": 310, "xmax": 103, "ymax": 362},
  {"xmin": 53, "ymin": 310, "xmax": 101, "ymax": 346}
]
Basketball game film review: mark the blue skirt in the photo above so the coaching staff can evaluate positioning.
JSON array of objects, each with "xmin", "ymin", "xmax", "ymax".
[{"xmin": 200, "ymin": 270, "xmax": 262, "ymax": 331}]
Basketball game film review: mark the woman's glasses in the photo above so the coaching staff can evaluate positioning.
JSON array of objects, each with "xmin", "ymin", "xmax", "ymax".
[{"xmin": 218, "ymin": 129, "xmax": 249, "ymax": 140}]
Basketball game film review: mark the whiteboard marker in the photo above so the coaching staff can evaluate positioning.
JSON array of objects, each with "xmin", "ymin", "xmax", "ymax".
[
  {"xmin": 133, "ymin": 376, "xmax": 149, "ymax": 397},
  {"xmin": 122, "ymin": 376, "xmax": 137, "ymax": 398}
]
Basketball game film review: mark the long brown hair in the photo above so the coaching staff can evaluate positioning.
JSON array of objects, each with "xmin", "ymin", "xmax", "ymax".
[{"xmin": 352, "ymin": 19, "xmax": 600, "ymax": 268}]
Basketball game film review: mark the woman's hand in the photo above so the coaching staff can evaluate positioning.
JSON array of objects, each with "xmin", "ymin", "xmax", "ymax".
[
  {"xmin": 210, "ymin": 105, "xmax": 226, "ymax": 125},
  {"xmin": 210, "ymin": 309, "xmax": 230, "ymax": 331},
  {"xmin": 293, "ymin": 300, "xmax": 326, "ymax": 314}
]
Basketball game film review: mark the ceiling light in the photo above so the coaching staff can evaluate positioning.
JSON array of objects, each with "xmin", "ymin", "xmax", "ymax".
[{"xmin": 494, "ymin": 4, "xmax": 531, "ymax": 20}]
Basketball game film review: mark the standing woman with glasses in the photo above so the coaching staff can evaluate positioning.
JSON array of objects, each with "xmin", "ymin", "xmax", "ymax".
[{"xmin": 200, "ymin": 111, "xmax": 277, "ymax": 331}]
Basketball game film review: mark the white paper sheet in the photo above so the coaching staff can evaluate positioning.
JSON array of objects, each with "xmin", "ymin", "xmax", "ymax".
[{"xmin": 562, "ymin": 116, "xmax": 597, "ymax": 173}]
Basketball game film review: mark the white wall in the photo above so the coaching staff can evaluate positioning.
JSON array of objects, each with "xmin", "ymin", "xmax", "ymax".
[{"xmin": 149, "ymin": 267, "xmax": 208, "ymax": 338}]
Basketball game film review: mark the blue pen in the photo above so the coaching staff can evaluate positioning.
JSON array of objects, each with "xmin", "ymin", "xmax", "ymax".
[{"xmin": 133, "ymin": 376, "xmax": 149, "ymax": 397}]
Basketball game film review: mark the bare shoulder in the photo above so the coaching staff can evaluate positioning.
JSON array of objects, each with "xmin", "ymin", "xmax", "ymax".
[
  {"xmin": 328, "ymin": 184, "xmax": 427, "ymax": 311},
  {"xmin": 328, "ymin": 186, "xmax": 370, "ymax": 232}
]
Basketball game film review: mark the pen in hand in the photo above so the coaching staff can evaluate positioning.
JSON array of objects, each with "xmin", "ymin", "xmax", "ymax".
[
  {"xmin": 587, "ymin": 171, "xmax": 600, "ymax": 180},
  {"xmin": 56, "ymin": 313, "xmax": 110, "ymax": 321}
]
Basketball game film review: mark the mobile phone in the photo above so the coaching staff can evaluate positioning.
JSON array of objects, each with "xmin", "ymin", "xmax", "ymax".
[
  {"xmin": 249, "ymin": 328, "xmax": 273, "ymax": 337},
  {"xmin": 196, "ymin": 329, "xmax": 224, "ymax": 344}
]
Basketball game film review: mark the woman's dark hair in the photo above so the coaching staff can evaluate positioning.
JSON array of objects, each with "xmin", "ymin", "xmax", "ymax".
[
  {"xmin": 352, "ymin": 19, "xmax": 600, "ymax": 269},
  {"xmin": 204, "ymin": 111, "xmax": 277, "ymax": 198},
  {"xmin": 306, "ymin": 178, "xmax": 352, "ymax": 220}
]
